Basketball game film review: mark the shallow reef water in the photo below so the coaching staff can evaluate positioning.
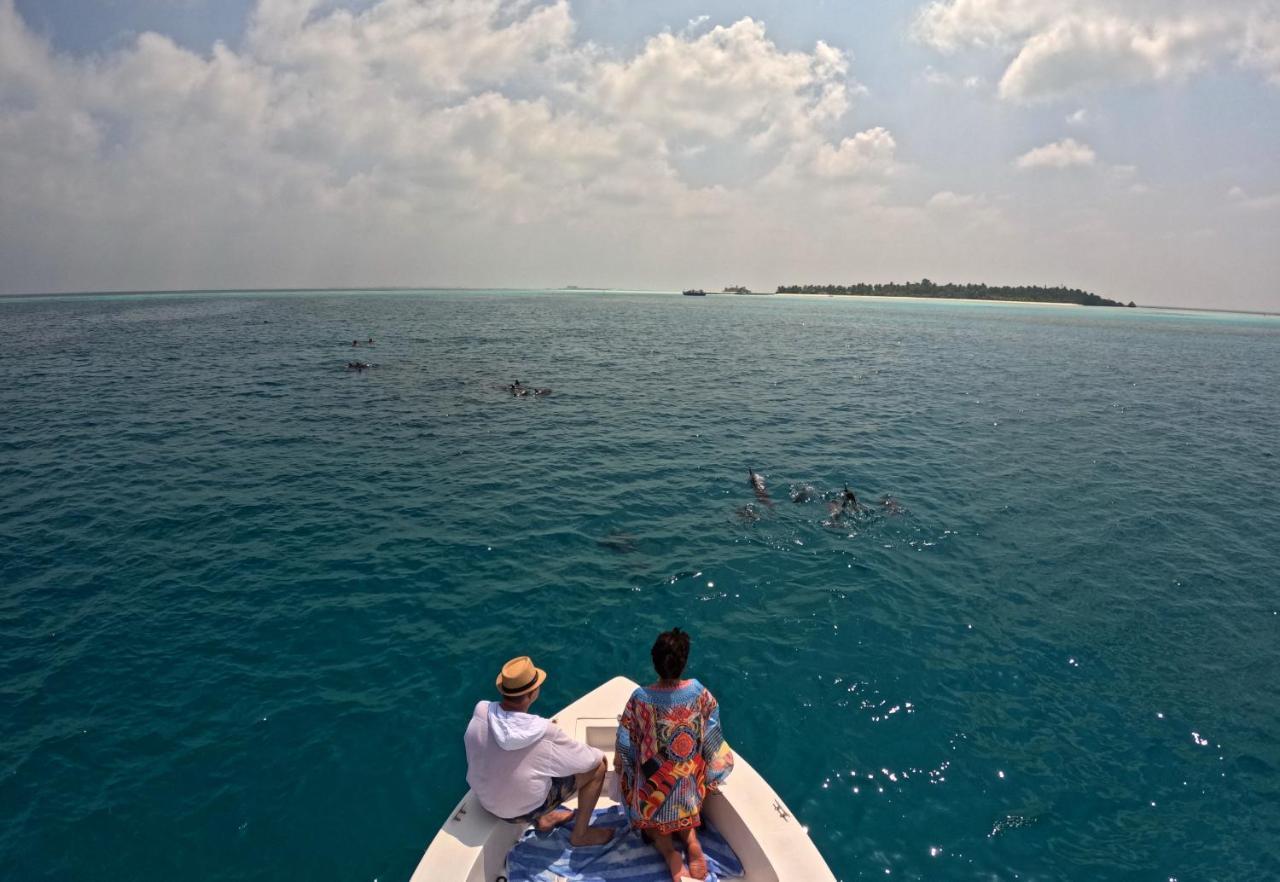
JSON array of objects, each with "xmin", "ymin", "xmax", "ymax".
[{"xmin": 2, "ymin": 290, "xmax": 1278, "ymax": 880}]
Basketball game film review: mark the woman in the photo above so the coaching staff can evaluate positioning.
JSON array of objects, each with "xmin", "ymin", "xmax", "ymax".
[{"xmin": 615, "ymin": 628, "xmax": 734, "ymax": 881}]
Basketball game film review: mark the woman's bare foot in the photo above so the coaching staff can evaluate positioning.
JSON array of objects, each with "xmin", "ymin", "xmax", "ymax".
[
  {"xmin": 651, "ymin": 832, "xmax": 689, "ymax": 881},
  {"xmin": 684, "ymin": 829, "xmax": 708, "ymax": 880},
  {"xmin": 534, "ymin": 808, "xmax": 575, "ymax": 833},
  {"xmin": 663, "ymin": 850, "xmax": 689, "ymax": 882}
]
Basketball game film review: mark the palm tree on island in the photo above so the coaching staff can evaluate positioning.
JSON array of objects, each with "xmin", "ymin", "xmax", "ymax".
[{"xmin": 776, "ymin": 278, "xmax": 1136, "ymax": 307}]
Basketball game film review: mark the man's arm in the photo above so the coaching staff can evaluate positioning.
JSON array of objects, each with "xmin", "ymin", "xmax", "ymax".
[{"xmin": 544, "ymin": 724, "xmax": 606, "ymax": 776}]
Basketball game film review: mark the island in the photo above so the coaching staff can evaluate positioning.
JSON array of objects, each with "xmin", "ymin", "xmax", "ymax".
[{"xmin": 777, "ymin": 279, "xmax": 1136, "ymax": 307}]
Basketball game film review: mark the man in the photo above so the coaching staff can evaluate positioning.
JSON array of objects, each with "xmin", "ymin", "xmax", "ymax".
[{"xmin": 464, "ymin": 656, "xmax": 614, "ymax": 846}]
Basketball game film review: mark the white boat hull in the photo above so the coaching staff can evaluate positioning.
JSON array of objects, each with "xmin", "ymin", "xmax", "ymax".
[{"xmin": 411, "ymin": 676, "xmax": 835, "ymax": 882}]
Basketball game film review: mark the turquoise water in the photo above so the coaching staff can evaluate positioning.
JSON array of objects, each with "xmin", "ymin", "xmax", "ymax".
[{"xmin": 2, "ymin": 290, "xmax": 1278, "ymax": 881}]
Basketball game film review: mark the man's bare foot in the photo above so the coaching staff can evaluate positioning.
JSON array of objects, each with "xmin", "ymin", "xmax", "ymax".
[
  {"xmin": 684, "ymin": 830, "xmax": 709, "ymax": 880},
  {"xmin": 663, "ymin": 849, "xmax": 689, "ymax": 882},
  {"xmin": 534, "ymin": 808, "xmax": 575, "ymax": 833},
  {"xmin": 568, "ymin": 826, "xmax": 614, "ymax": 847}
]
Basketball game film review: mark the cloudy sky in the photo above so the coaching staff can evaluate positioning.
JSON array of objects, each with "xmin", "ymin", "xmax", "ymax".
[{"xmin": 2, "ymin": 0, "xmax": 1278, "ymax": 309}]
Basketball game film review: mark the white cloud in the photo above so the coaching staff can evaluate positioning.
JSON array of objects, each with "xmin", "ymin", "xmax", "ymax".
[
  {"xmin": 1066, "ymin": 107, "xmax": 1088, "ymax": 124},
  {"xmin": 248, "ymin": 0, "xmax": 576, "ymax": 96},
  {"xmin": 0, "ymin": 0, "xmax": 1274, "ymax": 309},
  {"xmin": 921, "ymin": 65, "xmax": 985, "ymax": 89},
  {"xmin": 592, "ymin": 19, "xmax": 852, "ymax": 148},
  {"xmin": 1242, "ymin": 15, "xmax": 1280, "ymax": 83},
  {"xmin": 1015, "ymin": 137, "xmax": 1097, "ymax": 169},
  {"xmin": 809, "ymin": 127, "xmax": 897, "ymax": 178},
  {"xmin": 0, "ymin": 0, "xmax": 902, "ymax": 294},
  {"xmin": 927, "ymin": 190, "xmax": 982, "ymax": 209},
  {"xmin": 1228, "ymin": 184, "xmax": 1280, "ymax": 209},
  {"xmin": 682, "ymin": 15, "xmax": 711, "ymax": 36},
  {"xmin": 914, "ymin": 0, "xmax": 1280, "ymax": 101}
]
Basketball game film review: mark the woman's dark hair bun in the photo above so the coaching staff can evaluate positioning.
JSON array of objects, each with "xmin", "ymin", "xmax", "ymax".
[{"xmin": 651, "ymin": 628, "xmax": 691, "ymax": 680}]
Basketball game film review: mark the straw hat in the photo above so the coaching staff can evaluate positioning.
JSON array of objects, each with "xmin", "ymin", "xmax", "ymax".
[{"xmin": 496, "ymin": 656, "xmax": 547, "ymax": 697}]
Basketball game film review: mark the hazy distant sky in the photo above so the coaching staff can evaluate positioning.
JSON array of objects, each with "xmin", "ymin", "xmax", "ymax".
[{"xmin": 2, "ymin": 0, "xmax": 1278, "ymax": 308}]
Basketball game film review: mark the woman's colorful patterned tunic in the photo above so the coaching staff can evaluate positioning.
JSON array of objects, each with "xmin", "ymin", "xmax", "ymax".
[{"xmin": 615, "ymin": 679, "xmax": 734, "ymax": 834}]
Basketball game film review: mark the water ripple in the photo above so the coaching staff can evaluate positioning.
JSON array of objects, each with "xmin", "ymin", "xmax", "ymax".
[{"xmin": 2, "ymin": 291, "xmax": 1279, "ymax": 881}]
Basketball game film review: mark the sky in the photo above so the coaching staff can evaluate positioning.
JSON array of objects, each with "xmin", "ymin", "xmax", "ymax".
[{"xmin": 1, "ymin": 0, "xmax": 1278, "ymax": 309}]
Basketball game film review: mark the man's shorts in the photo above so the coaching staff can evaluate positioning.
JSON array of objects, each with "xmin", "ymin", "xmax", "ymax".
[{"xmin": 501, "ymin": 775, "xmax": 579, "ymax": 825}]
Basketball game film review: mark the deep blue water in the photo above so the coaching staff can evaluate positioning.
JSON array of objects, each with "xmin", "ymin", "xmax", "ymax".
[{"xmin": 2, "ymin": 290, "xmax": 1278, "ymax": 882}]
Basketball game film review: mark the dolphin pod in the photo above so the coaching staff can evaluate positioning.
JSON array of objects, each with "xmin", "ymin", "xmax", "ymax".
[
  {"xmin": 503, "ymin": 379, "xmax": 552, "ymax": 397},
  {"xmin": 741, "ymin": 471, "xmax": 905, "ymax": 524}
]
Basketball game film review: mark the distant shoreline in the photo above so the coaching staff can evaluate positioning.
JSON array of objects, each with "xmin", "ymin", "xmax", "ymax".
[
  {"xmin": 1142, "ymin": 304, "xmax": 1280, "ymax": 318},
  {"xmin": 1, "ymin": 286, "xmax": 1275, "ymax": 317},
  {"xmin": 777, "ymin": 282, "xmax": 1131, "ymax": 307},
  {"xmin": 0, "ymin": 286, "xmax": 465, "ymax": 299},
  {"xmin": 778, "ymin": 292, "xmax": 1081, "ymax": 307},
  {"xmin": 0, "ymin": 285, "xmax": 666, "ymax": 299},
  {"xmin": 775, "ymin": 292, "xmax": 1278, "ymax": 317}
]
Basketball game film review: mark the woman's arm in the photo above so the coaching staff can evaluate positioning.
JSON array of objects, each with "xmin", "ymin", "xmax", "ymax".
[
  {"xmin": 700, "ymin": 688, "xmax": 734, "ymax": 790},
  {"xmin": 615, "ymin": 697, "xmax": 637, "ymax": 804}
]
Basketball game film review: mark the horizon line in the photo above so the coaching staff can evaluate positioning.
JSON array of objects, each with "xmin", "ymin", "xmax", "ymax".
[{"xmin": 1, "ymin": 285, "xmax": 1276, "ymax": 317}]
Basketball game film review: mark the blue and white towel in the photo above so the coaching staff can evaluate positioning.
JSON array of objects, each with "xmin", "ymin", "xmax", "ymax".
[{"xmin": 505, "ymin": 805, "xmax": 744, "ymax": 882}]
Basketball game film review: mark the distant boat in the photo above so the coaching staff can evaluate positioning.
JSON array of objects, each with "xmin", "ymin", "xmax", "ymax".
[{"xmin": 682, "ymin": 289, "xmax": 708, "ymax": 296}]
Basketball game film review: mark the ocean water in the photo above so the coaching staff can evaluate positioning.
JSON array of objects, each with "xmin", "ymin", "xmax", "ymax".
[{"xmin": 2, "ymin": 290, "xmax": 1278, "ymax": 882}]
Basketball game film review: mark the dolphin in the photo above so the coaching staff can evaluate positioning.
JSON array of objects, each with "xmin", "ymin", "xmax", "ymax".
[
  {"xmin": 822, "ymin": 483, "xmax": 864, "ymax": 523},
  {"xmin": 838, "ymin": 483, "xmax": 862, "ymax": 514},
  {"xmin": 748, "ymin": 468, "xmax": 774, "ymax": 508},
  {"xmin": 598, "ymin": 531, "xmax": 638, "ymax": 553},
  {"xmin": 879, "ymin": 495, "xmax": 905, "ymax": 515}
]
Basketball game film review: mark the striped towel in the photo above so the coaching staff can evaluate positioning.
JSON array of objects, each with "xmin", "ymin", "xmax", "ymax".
[{"xmin": 505, "ymin": 805, "xmax": 744, "ymax": 882}]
